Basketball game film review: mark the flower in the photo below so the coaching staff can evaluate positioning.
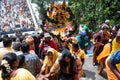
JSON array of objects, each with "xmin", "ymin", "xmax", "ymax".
[
  {"xmin": 1, "ymin": 60, "xmax": 8, "ymax": 65},
  {"xmin": 1, "ymin": 59, "xmax": 13, "ymax": 73}
]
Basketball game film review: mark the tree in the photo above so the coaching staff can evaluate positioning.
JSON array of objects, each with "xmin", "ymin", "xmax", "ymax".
[{"xmin": 68, "ymin": 0, "xmax": 120, "ymax": 32}]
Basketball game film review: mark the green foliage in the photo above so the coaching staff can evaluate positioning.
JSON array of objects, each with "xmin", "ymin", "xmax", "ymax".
[{"xmin": 68, "ymin": 0, "xmax": 120, "ymax": 32}]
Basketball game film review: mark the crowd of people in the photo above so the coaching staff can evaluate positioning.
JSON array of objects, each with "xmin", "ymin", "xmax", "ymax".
[
  {"xmin": 0, "ymin": 18, "xmax": 119, "ymax": 80},
  {"xmin": 0, "ymin": 0, "xmax": 35, "ymax": 34},
  {"xmin": 0, "ymin": 1, "xmax": 120, "ymax": 80}
]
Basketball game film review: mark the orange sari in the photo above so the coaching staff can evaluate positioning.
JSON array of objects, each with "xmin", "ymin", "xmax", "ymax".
[
  {"xmin": 105, "ymin": 56, "xmax": 119, "ymax": 80},
  {"xmin": 97, "ymin": 43, "xmax": 112, "ymax": 62}
]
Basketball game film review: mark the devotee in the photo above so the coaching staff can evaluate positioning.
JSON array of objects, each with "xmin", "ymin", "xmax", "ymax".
[
  {"xmin": 106, "ymin": 50, "xmax": 120, "ymax": 80},
  {"xmin": 0, "ymin": 36, "xmax": 14, "ymax": 64},
  {"xmin": 12, "ymin": 42, "xmax": 23, "ymax": 55},
  {"xmin": 105, "ymin": 29, "xmax": 120, "ymax": 80},
  {"xmin": 92, "ymin": 24, "xmax": 111, "ymax": 65},
  {"xmin": 65, "ymin": 37, "xmax": 86, "ymax": 77},
  {"xmin": 40, "ymin": 48, "xmax": 61, "ymax": 80},
  {"xmin": 0, "ymin": 53, "xmax": 36, "ymax": 80},
  {"xmin": 44, "ymin": 49, "xmax": 82, "ymax": 80},
  {"xmin": 21, "ymin": 42, "xmax": 41, "ymax": 76},
  {"xmin": 97, "ymin": 39, "xmax": 112, "ymax": 74},
  {"xmin": 76, "ymin": 30, "xmax": 91, "ymax": 54},
  {"xmin": 39, "ymin": 33, "xmax": 58, "ymax": 60}
]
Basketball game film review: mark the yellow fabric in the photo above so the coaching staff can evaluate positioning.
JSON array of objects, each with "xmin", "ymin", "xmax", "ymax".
[
  {"xmin": 67, "ymin": 43, "xmax": 72, "ymax": 53},
  {"xmin": 0, "ymin": 47, "xmax": 14, "ymax": 64},
  {"xmin": 75, "ymin": 49, "xmax": 86, "ymax": 59},
  {"xmin": 53, "ymin": 27, "xmax": 66, "ymax": 36},
  {"xmin": 97, "ymin": 43, "xmax": 111, "ymax": 61},
  {"xmin": 109, "ymin": 38, "xmax": 120, "ymax": 72},
  {"xmin": 111, "ymin": 38, "xmax": 120, "ymax": 54},
  {"xmin": 44, "ymin": 48, "xmax": 61, "ymax": 74},
  {"xmin": 105, "ymin": 56, "xmax": 119, "ymax": 80},
  {"xmin": 0, "ymin": 68, "xmax": 36, "ymax": 80},
  {"xmin": 67, "ymin": 42, "xmax": 86, "ymax": 59}
]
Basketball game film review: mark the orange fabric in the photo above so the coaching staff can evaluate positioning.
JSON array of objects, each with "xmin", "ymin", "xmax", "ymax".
[
  {"xmin": 110, "ymin": 38, "xmax": 120, "ymax": 72},
  {"xmin": 97, "ymin": 43, "xmax": 112, "ymax": 61},
  {"xmin": 105, "ymin": 56, "xmax": 119, "ymax": 80},
  {"xmin": 107, "ymin": 31, "xmax": 111, "ymax": 39}
]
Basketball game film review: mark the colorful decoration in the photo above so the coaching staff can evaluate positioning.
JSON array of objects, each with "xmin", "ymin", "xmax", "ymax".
[{"xmin": 44, "ymin": 0, "xmax": 75, "ymax": 39}]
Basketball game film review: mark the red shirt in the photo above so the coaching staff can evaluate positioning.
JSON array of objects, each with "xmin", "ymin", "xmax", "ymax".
[{"xmin": 39, "ymin": 40, "xmax": 58, "ymax": 50}]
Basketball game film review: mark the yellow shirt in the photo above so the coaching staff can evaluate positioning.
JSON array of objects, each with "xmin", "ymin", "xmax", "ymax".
[
  {"xmin": 0, "ymin": 68, "xmax": 36, "ymax": 80},
  {"xmin": 74, "ymin": 49, "xmax": 86, "ymax": 59},
  {"xmin": 67, "ymin": 43, "xmax": 86, "ymax": 59}
]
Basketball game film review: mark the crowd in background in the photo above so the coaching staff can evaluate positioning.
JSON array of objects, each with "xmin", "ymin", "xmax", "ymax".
[
  {"xmin": 0, "ymin": 0, "xmax": 35, "ymax": 34},
  {"xmin": 0, "ymin": 0, "xmax": 120, "ymax": 80}
]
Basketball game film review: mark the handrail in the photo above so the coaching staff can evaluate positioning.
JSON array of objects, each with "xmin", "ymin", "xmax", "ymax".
[{"xmin": 26, "ymin": 0, "xmax": 42, "ymax": 33}]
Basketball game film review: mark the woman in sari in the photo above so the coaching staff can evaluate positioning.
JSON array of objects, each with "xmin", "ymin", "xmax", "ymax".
[
  {"xmin": 40, "ymin": 48, "xmax": 61, "ymax": 80},
  {"xmin": 44, "ymin": 49, "xmax": 82, "ymax": 80},
  {"xmin": 0, "ymin": 53, "xmax": 36, "ymax": 80},
  {"xmin": 105, "ymin": 29, "xmax": 120, "ymax": 80}
]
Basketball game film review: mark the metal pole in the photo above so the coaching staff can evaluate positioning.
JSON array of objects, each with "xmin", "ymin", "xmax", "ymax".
[{"xmin": 26, "ymin": 0, "xmax": 42, "ymax": 32}]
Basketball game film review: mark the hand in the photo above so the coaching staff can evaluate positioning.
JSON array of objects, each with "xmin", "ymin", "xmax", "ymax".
[
  {"xmin": 36, "ymin": 74, "xmax": 49, "ymax": 80},
  {"xmin": 44, "ymin": 73, "xmax": 51, "ymax": 78}
]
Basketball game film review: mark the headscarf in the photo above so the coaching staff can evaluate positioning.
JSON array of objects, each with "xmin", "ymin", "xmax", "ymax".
[
  {"xmin": 44, "ymin": 48, "xmax": 61, "ymax": 66},
  {"xmin": 79, "ymin": 30, "xmax": 86, "ymax": 36}
]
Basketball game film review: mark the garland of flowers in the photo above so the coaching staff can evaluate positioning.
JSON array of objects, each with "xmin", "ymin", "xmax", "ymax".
[{"xmin": 1, "ymin": 59, "xmax": 13, "ymax": 73}]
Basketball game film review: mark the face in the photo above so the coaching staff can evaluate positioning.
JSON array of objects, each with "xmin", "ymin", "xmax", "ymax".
[
  {"xmin": 64, "ymin": 56, "xmax": 71, "ymax": 63},
  {"xmin": 45, "ymin": 37, "xmax": 51, "ymax": 42},
  {"xmin": 47, "ymin": 52, "xmax": 53, "ymax": 59},
  {"xmin": 102, "ymin": 27, "xmax": 108, "ymax": 34},
  {"xmin": 106, "ymin": 22, "xmax": 110, "ymax": 25}
]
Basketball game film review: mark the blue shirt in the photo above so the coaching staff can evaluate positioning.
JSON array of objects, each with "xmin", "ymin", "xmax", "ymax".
[{"xmin": 110, "ymin": 49, "xmax": 120, "ymax": 64}]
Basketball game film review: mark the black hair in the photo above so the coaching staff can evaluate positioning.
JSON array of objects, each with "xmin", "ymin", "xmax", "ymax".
[
  {"xmin": 21, "ymin": 42, "xmax": 30, "ymax": 53},
  {"xmin": 13, "ymin": 42, "xmax": 21, "ymax": 51},
  {"xmin": 31, "ymin": 34, "xmax": 39, "ymax": 56},
  {"xmin": 3, "ymin": 37, "xmax": 12, "ymax": 47},
  {"xmin": 0, "ymin": 53, "xmax": 17, "ymax": 79},
  {"xmin": 61, "ymin": 49, "xmax": 72, "ymax": 59},
  {"xmin": 17, "ymin": 55, "xmax": 25, "ymax": 68},
  {"xmin": 58, "ymin": 49, "xmax": 75, "ymax": 79},
  {"xmin": 72, "ymin": 43, "xmax": 79, "ymax": 49}
]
